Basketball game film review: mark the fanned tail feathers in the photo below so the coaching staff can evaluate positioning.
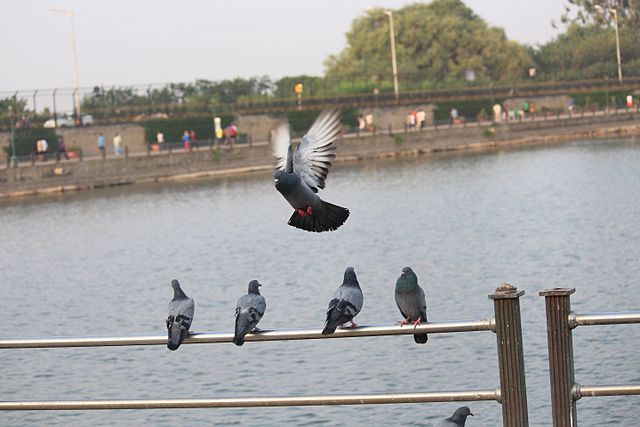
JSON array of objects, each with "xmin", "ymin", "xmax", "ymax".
[{"xmin": 288, "ymin": 201, "xmax": 349, "ymax": 232}]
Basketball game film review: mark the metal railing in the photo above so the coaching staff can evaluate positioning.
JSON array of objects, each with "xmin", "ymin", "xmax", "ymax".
[
  {"xmin": 539, "ymin": 288, "xmax": 640, "ymax": 427},
  {"xmin": 2, "ymin": 75, "xmax": 640, "ymax": 128},
  {"xmin": 0, "ymin": 284, "xmax": 529, "ymax": 426}
]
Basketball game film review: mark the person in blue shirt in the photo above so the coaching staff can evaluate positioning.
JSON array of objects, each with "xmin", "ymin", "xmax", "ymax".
[
  {"xmin": 182, "ymin": 129, "xmax": 191, "ymax": 151},
  {"xmin": 98, "ymin": 133, "xmax": 106, "ymax": 157}
]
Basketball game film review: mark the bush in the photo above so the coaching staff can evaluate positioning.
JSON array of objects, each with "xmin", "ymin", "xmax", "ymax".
[
  {"xmin": 434, "ymin": 98, "xmax": 494, "ymax": 121},
  {"xmin": 141, "ymin": 114, "xmax": 235, "ymax": 143},
  {"xmin": 3, "ymin": 128, "xmax": 58, "ymax": 157},
  {"xmin": 286, "ymin": 108, "xmax": 358, "ymax": 136}
]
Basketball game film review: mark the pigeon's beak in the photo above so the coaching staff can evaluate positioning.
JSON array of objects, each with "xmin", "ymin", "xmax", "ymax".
[
  {"xmin": 470, "ymin": 413, "xmax": 474, "ymax": 416},
  {"xmin": 274, "ymin": 178, "xmax": 279, "ymax": 184}
]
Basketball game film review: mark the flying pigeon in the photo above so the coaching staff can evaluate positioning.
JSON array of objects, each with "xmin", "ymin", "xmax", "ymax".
[
  {"xmin": 394, "ymin": 267, "xmax": 428, "ymax": 344},
  {"xmin": 166, "ymin": 279, "xmax": 195, "ymax": 351},
  {"xmin": 272, "ymin": 109, "xmax": 349, "ymax": 232},
  {"xmin": 322, "ymin": 267, "xmax": 364, "ymax": 334},
  {"xmin": 436, "ymin": 406, "xmax": 473, "ymax": 427},
  {"xmin": 233, "ymin": 280, "xmax": 267, "ymax": 346}
]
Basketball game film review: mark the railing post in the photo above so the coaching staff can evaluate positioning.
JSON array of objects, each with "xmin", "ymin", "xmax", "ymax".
[
  {"xmin": 539, "ymin": 288, "xmax": 577, "ymax": 427},
  {"xmin": 489, "ymin": 284, "xmax": 529, "ymax": 427}
]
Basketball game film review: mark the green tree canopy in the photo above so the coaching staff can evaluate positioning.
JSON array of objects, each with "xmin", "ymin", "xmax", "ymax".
[
  {"xmin": 535, "ymin": 22, "xmax": 640, "ymax": 80},
  {"xmin": 562, "ymin": 0, "xmax": 640, "ymax": 26},
  {"xmin": 324, "ymin": 0, "xmax": 534, "ymax": 88}
]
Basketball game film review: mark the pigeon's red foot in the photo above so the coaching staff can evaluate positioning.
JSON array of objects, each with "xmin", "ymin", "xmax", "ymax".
[
  {"xmin": 339, "ymin": 321, "xmax": 358, "ymax": 329},
  {"xmin": 413, "ymin": 317, "xmax": 423, "ymax": 330},
  {"xmin": 297, "ymin": 209, "xmax": 307, "ymax": 217},
  {"xmin": 397, "ymin": 318, "xmax": 411, "ymax": 326},
  {"xmin": 306, "ymin": 206, "xmax": 314, "ymax": 215}
]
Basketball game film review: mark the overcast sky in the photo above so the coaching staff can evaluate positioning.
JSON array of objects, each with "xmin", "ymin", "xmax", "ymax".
[{"xmin": 0, "ymin": 0, "xmax": 569, "ymax": 94}]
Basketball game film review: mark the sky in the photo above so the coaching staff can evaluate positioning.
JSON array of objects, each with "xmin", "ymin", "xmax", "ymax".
[{"xmin": 0, "ymin": 0, "xmax": 569, "ymax": 96}]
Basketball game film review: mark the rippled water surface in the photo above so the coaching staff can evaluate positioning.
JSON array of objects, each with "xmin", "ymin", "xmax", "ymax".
[{"xmin": 1, "ymin": 136, "xmax": 639, "ymax": 426}]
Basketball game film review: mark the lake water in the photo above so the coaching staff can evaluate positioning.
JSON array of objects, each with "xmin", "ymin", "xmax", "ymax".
[{"xmin": 1, "ymin": 136, "xmax": 639, "ymax": 426}]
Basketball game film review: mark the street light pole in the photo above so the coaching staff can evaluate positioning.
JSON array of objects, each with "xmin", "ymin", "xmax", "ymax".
[
  {"xmin": 595, "ymin": 5, "xmax": 623, "ymax": 85},
  {"xmin": 383, "ymin": 10, "xmax": 399, "ymax": 101},
  {"xmin": 47, "ymin": 7, "xmax": 81, "ymax": 117},
  {"xmin": 612, "ymin": 8, "xmax": 622, "ymax": 85}
]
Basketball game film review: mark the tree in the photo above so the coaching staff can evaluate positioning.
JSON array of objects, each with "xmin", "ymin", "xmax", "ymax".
[
  {"xmin": 324, "ymin": 0, "xmax": 534, "ymax": 89},
  {"xmin": 561, "ymin": 1, "xmax": 640, "ymax": 26},
  {"xmin": 535, "ymin": 22, "xmax": 640, "ymax": 79}
]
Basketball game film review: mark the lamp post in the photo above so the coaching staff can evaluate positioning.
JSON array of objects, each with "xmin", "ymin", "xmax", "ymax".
[
  {"xmin": 383, "ymin": 10, "xmax": 399, "ymax": 101},
  {"xmin": 46, "ymin": 7, "xmax": 81, "ymax": 116},
  {"xmin": 595, "ymin": 5, "xmax": 623, "ymax": 85},
  {"xmin": 9, "ymin": 92, "xmax": 18, "ymax": 167}
]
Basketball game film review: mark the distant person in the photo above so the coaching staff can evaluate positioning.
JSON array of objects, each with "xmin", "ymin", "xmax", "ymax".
[
  {"xmin": 156, "ymin": 131, "xmax": 165, "ymax": 144},
  {"xmin": 416, "ymin": 109, "xmax": 426, "ymax": 129},
  {"xmin": 450, "ymin": 108, "xmax": 458, "ymax": 125},
  {"xmin": 407, "ymin": 111, "xmax": 416, "ymax": 129},
  {"xmin": 568, "ymin": 98, "xmax": 574, "ymax": 114},
  {"xmin": 493, "ymin": 104, "xmax": 502, "ymax": 123},
  {"xmin": 227, "ymin": 124, "xmax": 237, "ymax": 144},
  {"xmin": 626, "ymin": 95, "xmax": 633, "ymax": 108},
  {"xmin": 190, "ymin": 129, "xmax": 197, "ymax": 148},
  {"xmin": 358, "ymin": 114, "xmax": 366, "ymax": 132},
  {"xmin": 57, "ymin": 136, "xmax": 69, "ymax": 160},
  {"xmin": 113, "ymin": 133, "xmax": 122, "ymax": 156},
  {"xmin": 215, "ymin": 125, "xmax": 224, "ymax": 144},
  {"xmin": 98, "ymin": 132, "xmax": 106, "ymax": 157},
  {"xmin": 182, "ymin": 130, "xmax": 191, "ymax": 151},
  {"xmin": 38, "ymin": 138, "xmax": 49, "ymax": 161},
  {"xmin": 365, "ymin": 112, "xmax": 374, "ymax": 132},
  {"xmin": 35, "ymin": 138, "xmax": 43, "ymax": 161}
]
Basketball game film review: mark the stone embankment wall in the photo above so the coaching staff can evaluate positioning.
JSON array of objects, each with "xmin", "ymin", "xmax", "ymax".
[{"xmin": 1, "ymin": 113, "xmax": 638, "ymax": 198}]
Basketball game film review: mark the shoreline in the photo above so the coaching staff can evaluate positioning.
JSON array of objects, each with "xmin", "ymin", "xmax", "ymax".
[{"xmin": 1, "ymin": 116, "xmax": 639, "ymax": 200}]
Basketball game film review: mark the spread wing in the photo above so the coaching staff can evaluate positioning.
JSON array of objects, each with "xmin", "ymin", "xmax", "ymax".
[
  {"xmin": 272, "ymin": 123, "xmax": 293, "ymax": 172},
  {"xmin": 293, "ymin": 110, "xmax": 341, "ymax": 192}
]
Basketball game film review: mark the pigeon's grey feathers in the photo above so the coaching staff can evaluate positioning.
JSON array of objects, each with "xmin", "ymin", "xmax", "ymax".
[
  {"xmin": 273, "ymin": 109, "xmax": 349, "ymax": 232},
  {"xmin": 233, "ymin": 280, "xmax": 267, "ymax": 346},
  {"xmin": 395, "ymin": 267, "xmax": 428, "ymax": 344},
  {"xmin": 436, "ymin": 406, "xmax": 473, "ymax": 426},
  {"xmin": 274, "ymin": 109, "xmax": 340, "ymax": 192},
  {"xmin": 166, "ymin": 279, "xmax": 195, "ymax": 351},
  {"xmin": 322, "ymin": 267, "xmax": 364, "ymax": 335}
]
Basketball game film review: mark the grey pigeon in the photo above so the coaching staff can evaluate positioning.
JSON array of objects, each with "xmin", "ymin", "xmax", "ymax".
[
  {"xmin": 436, "ymin": 406, "xmax": 473, "ymax": 426},
  {"xmin": 272, "ymin": 109, "xmax": 349, "ymax": 232},
  {"xmin": 166, "ymin": 279, "xmax": 195, "ymax": 351},
  {"xmin": 322, "ymin": 267, "xmax": 364, "ymax": 334},
  {"xmin": 394, "ymin": 267, "xmax": 428, "ymax": 344},
  {"xmin": 233, "ymin": 280, "xmax": 267, "ymax": 346}
]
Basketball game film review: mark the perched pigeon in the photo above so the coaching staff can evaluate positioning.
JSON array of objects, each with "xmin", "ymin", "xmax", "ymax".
[
  {"xmin": 322, "ymin": 267, "xmax": 364, "ymax": 334},
  {"xmin": 233, "ymin": 280, "xmax": 267, "ymax": 346},
  {"xmin": 436, "ymin": 406, "xmax": 473, "ymax": 427},
  {"xmin": 166, "ymin": 279, "xmax": 195, "ymax": 351},
  {"xmin": 272, "ymin": 109, "xmax": 349, "ymax": 232},
  {"xmin": 394, "ymin": 267, "xmax": 428, "ymax": 344}
]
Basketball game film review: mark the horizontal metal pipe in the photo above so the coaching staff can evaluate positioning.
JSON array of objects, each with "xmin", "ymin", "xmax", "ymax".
[
  {"xmin": 0, "ymin": 389, "xmax": 500, "ymax": 411},
  {"xmin": 569, "ymin": 311, "xmax": 640, "ymax": 328},
  {"xmin": 0, "ymin": 319, "xmax": 495, "ymax": 349},
  {"xmin": 573, "ymin": 384, "xmax": 640, "ymax": 400}
]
